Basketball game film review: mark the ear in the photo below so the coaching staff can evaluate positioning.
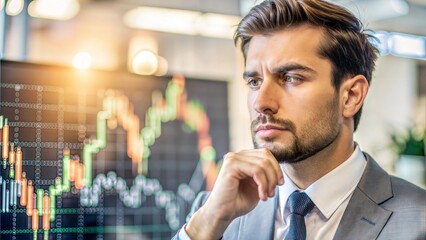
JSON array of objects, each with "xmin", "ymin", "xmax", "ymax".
[{"xmin": 340, "ymin": 75, "xmax": 369, "ymax": 118}]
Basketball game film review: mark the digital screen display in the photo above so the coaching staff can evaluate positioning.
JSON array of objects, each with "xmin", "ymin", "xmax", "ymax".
[{"xmin": 0, "ymin": 60, "xmax": 229, "ymax": 240}]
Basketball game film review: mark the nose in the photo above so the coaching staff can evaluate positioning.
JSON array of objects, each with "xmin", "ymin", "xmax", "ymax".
[{"xmin": 253, "ymin": 79, "xmax": 280, "ymax": 115}]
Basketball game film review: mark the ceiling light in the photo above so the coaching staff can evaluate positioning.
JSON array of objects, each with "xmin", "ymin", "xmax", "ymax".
[
  {"xmin": 155, "ymin": 56, "xmax": 168, "ymax": 76},
  {"xmin": 123, "ymin": 7, "xmax": 240, "ymax": 39},
  {"xmin": 131, "ymin": 50, "xmax": 158, "ymax": 75},
  {"xmin": 374, "ymin": 31, "xmax": 390, "ymax": 56},
  {"xmin": 198, "ymin": 13, "xmax": 240, "ymax": 39},
  {"xmin": 28, "ymin": 0, "xmax": 80, "ymax": 20},
  {"xmin": 124, "ymin": 7, "xmax": 200, "ymax": 35},
  {"xmin": 389, "ymin": 33, "xmax": 425, "ymax": 59},
  {"xmin": 73, "ymin": 52, "xmax": 92, "ymax": 70},
  {"xmin": 6, "ymin": 0, "xmax": 24, "ymax": 16},
  {"xmin": 373, "ymin": 31, "xmax": 426, "ymax": 60}
]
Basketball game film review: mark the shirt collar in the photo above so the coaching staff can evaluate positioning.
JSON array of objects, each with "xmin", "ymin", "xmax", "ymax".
[{"xmin": 278, "ymin": 145, "xmax": 367, "ymax": 220}]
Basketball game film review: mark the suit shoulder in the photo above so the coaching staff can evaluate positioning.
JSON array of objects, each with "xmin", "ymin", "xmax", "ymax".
[
  {"xmin": 387, "ymin": 175, "xmax": 425, "ymax": 205},
  {"xmin": 390, "ymin": 176, "xmax": 425, "ymax": 196},
  {"xmin": 378, "ymin": 176, "xmax": 426, "ymax": 239}
]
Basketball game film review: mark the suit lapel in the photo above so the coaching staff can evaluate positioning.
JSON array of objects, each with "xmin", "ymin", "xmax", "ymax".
[
  {"xmin": 334, "ymin": 153, "xmax": 393, "ymax": 239},
  {"xmin": 238, "ymin": 194, "xmax": 278, "ymax": 240}
]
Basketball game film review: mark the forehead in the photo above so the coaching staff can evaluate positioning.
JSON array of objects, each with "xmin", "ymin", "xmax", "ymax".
[{"xmin": 245, "ymin": 25, "xmax": 326, "ymax": 69}]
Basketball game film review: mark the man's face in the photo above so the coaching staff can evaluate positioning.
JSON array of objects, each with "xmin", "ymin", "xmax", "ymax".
[{"xmin": 245, "ymin": 25, "xmax": 342, "ymax": 164}]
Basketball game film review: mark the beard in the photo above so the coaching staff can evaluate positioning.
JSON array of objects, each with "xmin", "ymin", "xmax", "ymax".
[{"xmin": 251, "ymin": 98, "xmax": 341, "ymax": 164}]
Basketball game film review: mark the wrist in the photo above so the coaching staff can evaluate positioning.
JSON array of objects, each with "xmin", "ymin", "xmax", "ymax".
[{"xmin": 186, "ymin": 206, "xmax": 232, "ymax": 240}]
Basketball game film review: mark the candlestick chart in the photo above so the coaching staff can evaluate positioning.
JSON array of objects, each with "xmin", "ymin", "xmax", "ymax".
[{"xmin": 0, "ymin": 60, "xmax": 229, "ymax": 239}]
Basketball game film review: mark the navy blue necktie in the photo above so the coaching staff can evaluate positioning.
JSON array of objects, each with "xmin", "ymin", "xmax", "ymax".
[{"xmin": 285, "ymin": 191, "xmax": 315, "ymax": 240}]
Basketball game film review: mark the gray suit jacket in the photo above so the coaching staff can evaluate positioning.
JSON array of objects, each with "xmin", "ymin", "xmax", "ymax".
[{"xmin": 173, "ymin": 153, "xmax": 426, "ymax": 239}]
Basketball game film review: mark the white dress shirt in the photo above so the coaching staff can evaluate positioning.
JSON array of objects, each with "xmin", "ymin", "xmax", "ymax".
[
  {"xmin": 275, "ymin": 145, "xmax": 366, "ymax": 240},
  {"xmin": 179, "ymin": 146, "xmax": 366, "ymax": 240}
]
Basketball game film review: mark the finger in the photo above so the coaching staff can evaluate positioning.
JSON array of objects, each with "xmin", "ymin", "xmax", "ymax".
[
  {"xmin": 261, "ymin": 149, "xmax": 284, "ymax": 186},
  {"xmin": 231, "ymin": 159, "xmax": 270, "ymax": 200},
  {"xmin": 224, "ymin": 150, "xmax": 282, "ymax": 199},
  {"xmin": 251, "ymin": 165, "xmax": 270, "ymax": 201},
  {"xmin": 222, "ymin": 154, "xmax": 270, "ymax": 200},
  {"xmin": 261, "ymin": 149, "xmax": 282, "ymax": 194},
  {"xmin": 239, "ymin": 149, "xmax": 282, "ymax": 195},
  {"xmin": 256, "ymin": 157, "xmax": 278, "ymax": 197}
]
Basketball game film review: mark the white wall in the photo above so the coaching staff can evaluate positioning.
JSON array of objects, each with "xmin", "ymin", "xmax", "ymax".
[
  {"xmin": 228, "ymin": 48, "xmax": 252, "ymax": 152},
  {"xmin": 355, "ymin": 55, "xmax": 420, "ymax": 172}
]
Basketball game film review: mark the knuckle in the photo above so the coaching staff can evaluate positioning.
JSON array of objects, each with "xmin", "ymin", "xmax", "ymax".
[
  {"xmin": 253, "ymin": 165, "xmax": 263, "ymax": 176},
  {"xmin": 260, "ymin": 148, "xmax": 269, "ymax": 155},
  {"xmin": 223, "ymin": 152, "xmax": 234, "ymax": 159},
  {"xmin": 223, "ymin": 152, "xmax": 236, "ymax": 164},
  {"xmin": 259, "ymin": 158, "xmax": 270, "ymax": 168}
]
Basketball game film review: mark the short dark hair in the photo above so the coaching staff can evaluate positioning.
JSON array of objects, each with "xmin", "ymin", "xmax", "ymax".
[{"xmin": 234, "ymin": 0, "xmax": 379, "ymax": 131}]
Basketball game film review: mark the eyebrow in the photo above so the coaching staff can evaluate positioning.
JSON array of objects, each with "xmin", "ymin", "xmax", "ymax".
[
  {"xmin": 271, "ymin": 63, "xmax": 316, "ymax": 75},
  {"xmin": 243, "ymin": 71, "xmax": 258, "ymax": 80},
  {"xmin": 243, "ymin": 62, "xmax": 316, "ymax": 80}
]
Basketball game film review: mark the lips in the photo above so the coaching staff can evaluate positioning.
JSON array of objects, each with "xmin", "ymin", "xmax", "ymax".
[
  {"xmin": 255, "ymin": 124, "xmax": 287, "ymax": 132},
  {"xmin": 255, "ymin": 125, "xmax": 288, "ymax": 138}
]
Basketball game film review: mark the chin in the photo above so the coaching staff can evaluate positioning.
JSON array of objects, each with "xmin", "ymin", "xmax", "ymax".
[
  {"xmin": 277, "ymin": 155, "xmax": 308, "ymax": 164},
  {"xmin": 255, "ymin": 141, "xmax": 296, "ymax": 163},
  {"xmin": 263, "ymin": 142, "xmax": 310, "ymax": 163}
]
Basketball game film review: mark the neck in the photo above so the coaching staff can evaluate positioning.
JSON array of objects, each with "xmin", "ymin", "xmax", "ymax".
[{"xmin": 282, "ymin": 130, "xmax": 355, "ymax": 190}]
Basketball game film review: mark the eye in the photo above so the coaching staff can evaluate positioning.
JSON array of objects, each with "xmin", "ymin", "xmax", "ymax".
[
  {"xmin": 246, "ymin": 78, "xmax": 262, "ymax": 89},
  {"xmin": 280, "ymin": 74, "xmax": 302, "ymax": 85},
  {"xmin": 286, "ymin": 75, "xmax": 301, "ymax": 83}
]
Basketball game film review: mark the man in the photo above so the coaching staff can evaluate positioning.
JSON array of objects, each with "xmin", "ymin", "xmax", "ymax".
[{"xmin": 173, "ymin": 0, "xmax": 425, "ymax": 239}]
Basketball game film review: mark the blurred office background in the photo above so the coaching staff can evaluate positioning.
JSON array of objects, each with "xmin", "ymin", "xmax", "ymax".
[
  {"xmin": 2, "ymin": 0, "xmax": 425, "ymax": 171},
  {"xmin": 0, "ymin": 0, "xmax": 424, "ymax": 239}
]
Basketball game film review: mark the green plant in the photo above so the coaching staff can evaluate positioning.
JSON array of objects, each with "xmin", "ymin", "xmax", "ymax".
[{"xmin": 390, "ymin": 126, "xmax": 425, "ymax": 156}]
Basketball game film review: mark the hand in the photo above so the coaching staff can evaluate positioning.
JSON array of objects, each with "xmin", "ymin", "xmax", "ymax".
[{"xmin": 186, "ymin": 148, "xmax": 284, "ymax": 239}]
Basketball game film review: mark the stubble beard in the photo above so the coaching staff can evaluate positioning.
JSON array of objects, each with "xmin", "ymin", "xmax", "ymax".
[{"xmin": 251, "ymin": 99, "xmax": 341, "ymax": 164}]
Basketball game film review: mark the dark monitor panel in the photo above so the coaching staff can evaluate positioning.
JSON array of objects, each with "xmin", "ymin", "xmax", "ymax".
[{"xmin": 0, "ymin": 60, "xmax": 229, "ymax": 240}]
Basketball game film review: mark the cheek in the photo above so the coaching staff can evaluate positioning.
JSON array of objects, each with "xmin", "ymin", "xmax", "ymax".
[
  {"xmin": 247, "ymin": 93, "xmax": 257, "ymax": 118},
  {"xmin": 287, "ymin": 90, "xmax": 335, "ymax": 120},
  {"xmin": 306, "ymin": 92, "xmax": 340, "ymax": 122},
  {"xmin": 285, "ymin": 93, "xmax": 316, "ymax": 115}
]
